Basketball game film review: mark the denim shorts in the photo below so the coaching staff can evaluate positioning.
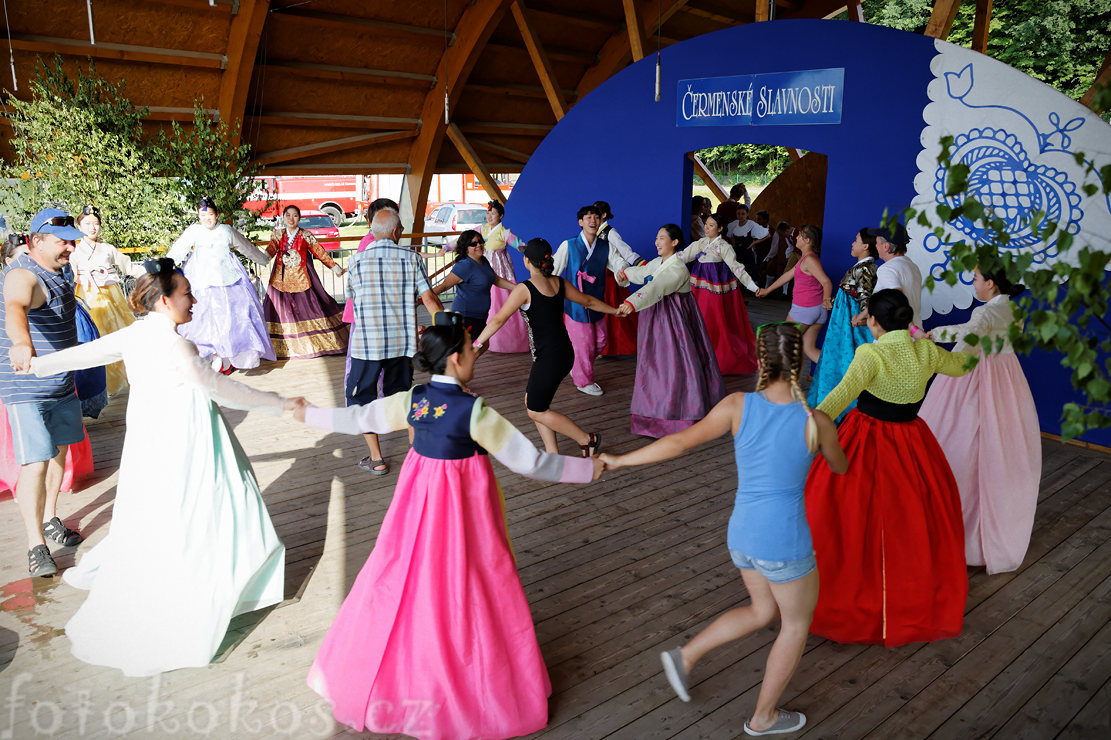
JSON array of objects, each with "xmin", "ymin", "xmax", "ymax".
[
  {"xmin": 789, "ymin": 303, "xmax": 830, "ymax": 326},
  {"xmin": 730, "ymin": 549, "xmax": 817, "ymax": 584},
  {"xmin": 7, "ymin": 394, "xmax": 85, "ymax": 465}
]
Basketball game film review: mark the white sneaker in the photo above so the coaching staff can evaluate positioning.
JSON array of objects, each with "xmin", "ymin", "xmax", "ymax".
[{"xmin": 577, "ymin": 383, "xmax": 603, "ymax": 396}]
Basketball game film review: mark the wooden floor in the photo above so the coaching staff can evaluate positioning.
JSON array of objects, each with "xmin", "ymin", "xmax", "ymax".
[{"xmin": 0, "ymin": 296, "xmax": 1108, "ymax": 739}]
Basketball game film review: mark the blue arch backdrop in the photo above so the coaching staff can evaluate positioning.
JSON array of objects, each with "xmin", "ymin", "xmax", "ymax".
[{"xmin": 504, "ymin": 19, "xmax": 1111, "ymax": 445}]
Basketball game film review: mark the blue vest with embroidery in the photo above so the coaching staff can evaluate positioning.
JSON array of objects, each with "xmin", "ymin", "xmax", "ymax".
[
  {"xmin": 407, "ymin": 381, "xmax": 488, "ymax": 459},
  {"xmin": 560, "ymin": 234, "xmax": 608, "ymax": 323}
]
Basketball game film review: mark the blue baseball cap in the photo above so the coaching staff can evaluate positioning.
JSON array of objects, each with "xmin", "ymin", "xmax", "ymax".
[{"xmin": 29, "ymin": 208, "xmax": 86, "ymax": 241}]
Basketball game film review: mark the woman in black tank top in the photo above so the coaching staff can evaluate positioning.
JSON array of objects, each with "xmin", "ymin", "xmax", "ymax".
[{"xmin": 474, "ymin": 238, "xmax": 620, "ymax": 457}]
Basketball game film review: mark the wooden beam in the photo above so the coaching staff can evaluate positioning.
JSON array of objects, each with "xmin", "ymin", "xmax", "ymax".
[
  {"xmin": 688, "ymin": 154, "xmax": 728, "ymax": 203},
  {"xmin": 1079, "ymin": 45, "xmax": 1111, "ymax": 111},
  {"xmin": 467, "ymin": 81, "xmax": 578, "ymax": 101},
  {"xmin": 622, "ymin": 0, "xmax": 647, "ymax": 62},
  {"xmin": 247, "ymin": 112, "xmax": 420, "ymax": 130},
  {"xmin": 527, "ymin": 9, "xmax": 620, "ymax": 33},
  {"xmin": 445, "ymin": 123, "xmax": 507, "ymax": 205},
  {"xmin": 264, "ymin": 163, "xmax": 411, "ymax": 174},
  {"xmin": 10, "ymin": 35, "xmax": 224, "ymax": 69},
  {"xmin": 255, "ymin": 130, "xmax": 417, "ymax": 166},
  {"xmin": 787, "ymin": 147, "xmax": 801, "ymax": 162},
  {"xmin": 846, "ymin": 1, "xmax": 865, "ymax": 22},
  {"xmin": 145, "ymin": 106, "xmax": 220, "ymax": 121},
  {"xmin": 755, "ymin": 1, "xmax": 772, "ymax": 22},
  {"xmin": 510, "ymin": 0, "xmax": 569, "ymax": 120},
  {"xmin": 260, "ymin": 60, "xmax": 435, "ymax": 86},
  {"xmin": 924, "ymin": 0, "xmax": 963, "ymax": 40},
  {"xmin": 268, "ymin": 7, "xmax": 453, "ymax": 41},
  {"xmin": 486, "ymin": 41, "xmax": 597, "ymax": 64},
  {"xmin": 219, "ymin": 0, "xmax": 269, "ymax": 146},
  {"xmin": 469, "ymin": 138, "xmax": 532, "ymax": 164},
  {"xmin": 577, "ymin": 0, "xmax": 689, "ymax": 101},
  {"xmin": 406, "ymin": 0, "xmax": 511, "ymax": 227},
  {"xmin": 680, "ymin": 7, "xmax": 742, "ymax": 26},
  {"xmin": 456, "ymin": 121, "xmax": 553, "ymax": 136},
  {"xmin": 971, "ymin": 0, "xmax": 992, "ymax": 53}
]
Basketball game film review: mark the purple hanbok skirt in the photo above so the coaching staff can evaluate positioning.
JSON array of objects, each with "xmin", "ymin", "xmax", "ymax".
[
  {"xmin": 179, "ymin": 259, "xmax": 276, "ymax": 369},
  {"xmin": 263, "ymin": 268, "xmax": 348, "ymax": 359},
  {"xmin": 631, "ymin": 291, "xmax": 726, "ymax": 437}
]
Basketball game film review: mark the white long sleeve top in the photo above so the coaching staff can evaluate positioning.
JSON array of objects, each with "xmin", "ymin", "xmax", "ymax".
[
  {"xmin": 931, "ymin": 294, "xmax": 1020, "ymax": 353},
  {"xmin": 168, "ymin": 223, "xmax": 270, "ymax": 289},
  {"xmin": 620, "ymin": 254, "xmax": 691, "ymax": 312},
  {"xmin": 678, "ymin": 236, "xmax": 759, "ymax": 292}
]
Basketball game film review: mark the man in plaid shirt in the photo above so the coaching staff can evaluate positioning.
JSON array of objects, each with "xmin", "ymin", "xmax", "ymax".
[{"xmin": 347, "ymin": 208, "xmax": 443, "ymax": 474}]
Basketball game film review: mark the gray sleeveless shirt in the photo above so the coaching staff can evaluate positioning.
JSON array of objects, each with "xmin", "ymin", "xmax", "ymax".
[{"xmin": 0, "ymin": 254, "xmax": 77, "ymax": 402}]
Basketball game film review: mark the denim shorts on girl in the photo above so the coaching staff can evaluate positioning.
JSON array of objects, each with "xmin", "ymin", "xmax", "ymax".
[
  {"xmin": 789, "ymin": 302, "xmax": 830, "ymax": 325},
  {"xmin": 730, "ymin": 549, "xmax": 817, "ymax": 583}
]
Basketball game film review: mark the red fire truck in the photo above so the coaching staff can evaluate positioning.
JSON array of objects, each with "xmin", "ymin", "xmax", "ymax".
[{"xmin": 244, "ymin": 175, "xmax": 362, "ymax": 224}]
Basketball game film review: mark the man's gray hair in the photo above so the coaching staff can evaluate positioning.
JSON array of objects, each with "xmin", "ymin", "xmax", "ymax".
[{"xmin": 371, "ymin": 208, "xmax": 401, "ymax": 239}]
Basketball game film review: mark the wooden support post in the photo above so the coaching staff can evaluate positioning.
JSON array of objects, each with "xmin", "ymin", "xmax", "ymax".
[
  {"xmin": 688, "ymin": 154, "xmax": 728, "ymax": 203},
  {"xmin": 972, "ymin": 0, "xmax": 992, "ymax": 53},
  {"xmin": 755, "ymin": 1, "xmax": 771, "ymax": 23},
  {"xmin": 219, "ymin": 0, "xmax": 270, "ymax": 147},
  {"xmin": 445, "ymin": 123, "xmax": 507, "ymax": 205},
  {"xmin": 622, "ymin": 0, "xmax": 646, "ymax": 62},
  {"xmin": 787, "ymin": 147, "xmax": 801, "ymax": 162},
  {"xmin": 510, "ymin": 1, "xmax": 568, "ymax": 120},
  {"xmin": 406, "ymin": 0, "xmax": 511, "ymax": 228},
  {"xmin": 924, "ymin": 0, "xmax": 963, "ymax": 41},
  {"xmin": 846, "ymin": 1, "xmax": 865, "ymax": 22},
  {"xmin": 1079, "ymin": 45, "xmax": 1111, "ymax": 111}
]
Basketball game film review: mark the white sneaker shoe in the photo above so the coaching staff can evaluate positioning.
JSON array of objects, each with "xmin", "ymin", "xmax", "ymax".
[{"xmin": 577, "ymin": 383, "xmax": 603, "ymax": 396}]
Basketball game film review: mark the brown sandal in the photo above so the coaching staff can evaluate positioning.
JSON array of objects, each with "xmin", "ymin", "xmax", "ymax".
[{"xmin": 579, "ymin": 432, "xmax": 602, "ymax": 458}]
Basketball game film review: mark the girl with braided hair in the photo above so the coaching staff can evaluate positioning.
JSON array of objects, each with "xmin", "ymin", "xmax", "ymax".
[{"xmin": 600, "ymin": 323, "xmax": 846, "ymax": 736}]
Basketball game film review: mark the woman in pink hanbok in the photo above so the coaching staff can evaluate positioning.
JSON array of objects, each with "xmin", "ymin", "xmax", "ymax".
[
  {"xmin": 920, "ymin": 268, "xmax": 1040, "ymax": 574},
  {"xmin": 297, "ymin": 312, "xmax": 601, "ymax": 740},
  {"xmin": 479, "ymin": 201, "xmax": 530, "ymax": 352}
]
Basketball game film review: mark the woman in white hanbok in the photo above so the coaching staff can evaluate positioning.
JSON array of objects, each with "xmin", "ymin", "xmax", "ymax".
[{"xmin": 29, "ymin": 260, "xmax": 296, "ymax": 676}]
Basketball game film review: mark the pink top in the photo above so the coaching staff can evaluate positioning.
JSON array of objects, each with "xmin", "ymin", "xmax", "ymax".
[
  {"xmin": 342, "ymin": 232, "xmax": 377, "ymax": 323},
  {"xmin": 792, "ymin": 252, "xmax": 824, "ymax": 308}
]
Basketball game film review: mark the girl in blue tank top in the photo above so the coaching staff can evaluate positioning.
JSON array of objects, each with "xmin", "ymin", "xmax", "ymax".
[{"xmin": 600, "ymin": 323, "xmax": 847, "ymax": 736}]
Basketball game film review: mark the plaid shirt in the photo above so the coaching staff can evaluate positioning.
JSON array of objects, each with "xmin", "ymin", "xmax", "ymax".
[{"xmin": 348, "ymin": 238, "xmax": 432, "ymax": 360}]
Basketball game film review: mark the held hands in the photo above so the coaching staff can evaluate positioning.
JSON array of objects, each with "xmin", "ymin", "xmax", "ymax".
[
  {"xmin": 592, "ymin": 456, "xmax": 605, "ymax": 480},
  {"xmin": 616, "ymin": 303, "xmax": 635, "ymax": 318},
  {"xmin": 9, "ymin": 343, "xmax": 34, "ymax": 373},
  {"xmin": 822, "ymin": 296, "xmax": 833, "ymax": 310},
  {"xmin": 285, "ymin": 396, "xmax": 310, "ymax": 422},
  {"xmin": 597, "ymin": 452, "xmax": 623, "ymax": 470},
  {"xmin": 754, "ymin": 288, "xmax": 768, "ymax": 298}
]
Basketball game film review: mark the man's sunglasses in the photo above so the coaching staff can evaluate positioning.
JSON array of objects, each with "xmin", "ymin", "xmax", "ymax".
[{"xmin": 38, "ymin": 216, "xmax": 75, "ymax": 228}]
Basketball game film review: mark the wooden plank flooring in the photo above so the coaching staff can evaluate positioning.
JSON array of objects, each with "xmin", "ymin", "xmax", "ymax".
[{"xmin": 0, "ymin": 295, "xmax": 1107, "ymax": 739}]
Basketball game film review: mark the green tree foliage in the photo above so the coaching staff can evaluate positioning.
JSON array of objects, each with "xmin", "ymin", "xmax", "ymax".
[
  {"xmin": 1, "ymin": 57, "xmax": 268, "ymax": 253},
  {"xmin": 0, "ymin": 57, "xmax": 182, "ymax": 254},
  {"xmin": 696, "ymin": 144, "xmax": 793, "ymax": 188},
  {"xmin": 862, "ymin": 0, "xmax": 1111, "ymax": 105},
  {"xmin": 893, "ymin": 124, "xmax": 1111, "ymax": 440},
  {"xmin": 151, "ymin": 101, "xmax": 268, "ymax": 239}
]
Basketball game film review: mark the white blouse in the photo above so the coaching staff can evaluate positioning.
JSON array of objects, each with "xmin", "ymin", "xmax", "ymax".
[{"xmin": 931, "ymin": 294, "xmax": 1020, "ymax": 353}]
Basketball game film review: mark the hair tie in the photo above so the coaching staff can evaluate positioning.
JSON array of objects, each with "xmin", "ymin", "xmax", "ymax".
[{"xmin": 143, "ymin": 257, "xmax": 175, "ymax": 276}]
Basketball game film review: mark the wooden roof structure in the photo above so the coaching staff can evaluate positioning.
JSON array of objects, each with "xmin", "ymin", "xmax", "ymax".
[{"xmin": 2, "ymin": 1, "xmax": 1106, "ymax": 218}]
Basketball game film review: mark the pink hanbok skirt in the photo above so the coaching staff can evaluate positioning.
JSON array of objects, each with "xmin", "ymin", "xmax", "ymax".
[
  {"xmin": 307, "ymin": 450, "xmax": 550, "ymax": 740},
  {"xmin": 485, "ymin": 248, "xmax": 529, "ymax": 353},
  {"xmin": 920, "ymin": 351, "xmax": 1041, "ymax": 574}
]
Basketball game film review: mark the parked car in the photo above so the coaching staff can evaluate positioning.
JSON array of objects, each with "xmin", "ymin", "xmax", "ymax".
[
  {"xmin": 286, "ymin": 209, "xmax": 341, "ymax": 251},
  {"xmin": 423, "ymin": 202, "xmax": 487, "ymax": 246}
]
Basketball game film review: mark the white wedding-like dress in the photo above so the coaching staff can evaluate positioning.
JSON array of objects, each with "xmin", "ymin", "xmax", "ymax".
[{"xmin": 32, "ymin": 312, "xmax": 286, "ymax": 676}]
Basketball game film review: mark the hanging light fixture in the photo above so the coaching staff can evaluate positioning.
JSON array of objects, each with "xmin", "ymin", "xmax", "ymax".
[
  {"xmin": 654, "ymin": 0, "xmax": 661, "ymax": 102},
  {"xmin": 86, "ymin": 0, "xmax": 96, "ymax": 44},
  {"xmin": 443, "ymin": 0, "xmax": 450, "ymax": 124},
  {"xmin": 3, "ymin": 0, "xmax": 16, "ymax": 90}
]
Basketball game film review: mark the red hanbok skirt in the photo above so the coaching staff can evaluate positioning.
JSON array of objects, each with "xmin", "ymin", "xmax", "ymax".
[{"xmin": 805, "ymin": 409, "xmax": 967, "ymax": 647}]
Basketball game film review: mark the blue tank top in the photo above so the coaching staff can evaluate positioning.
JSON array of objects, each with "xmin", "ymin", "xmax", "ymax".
[
  {"xmin": 727, "ymin": 392, "xmax": 816, "ymax": 561},
  {"xmin": 0, "ymin": 255, "xmax": 77, "ymax": 403}
]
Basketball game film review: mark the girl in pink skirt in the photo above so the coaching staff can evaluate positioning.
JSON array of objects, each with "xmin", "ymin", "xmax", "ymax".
[
  {"xmin": 295, "ymin": 312, "xmax": 602, "ymax": 740},
  {"xmin": 920, "ymin": 268, "xmax": 1040, "ymax": 574}
]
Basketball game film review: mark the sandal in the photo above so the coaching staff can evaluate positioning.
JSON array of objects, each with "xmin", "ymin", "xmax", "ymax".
[
  {"xmin": 579, "ymin": 432, "xmax": 602, "ymax": 458},
  {"xmin": 42, "ymin": 516, "xmax": 83, "ymax": 547},
  {"xmin": 358, "ymin": 456, "xmax": 389, "ymax": 476}
]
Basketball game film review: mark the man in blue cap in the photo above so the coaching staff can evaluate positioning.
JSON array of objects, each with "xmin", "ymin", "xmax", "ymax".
[{"xmin": 1, "ymin": 207, "xmax": 87, "ymax": 577}]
